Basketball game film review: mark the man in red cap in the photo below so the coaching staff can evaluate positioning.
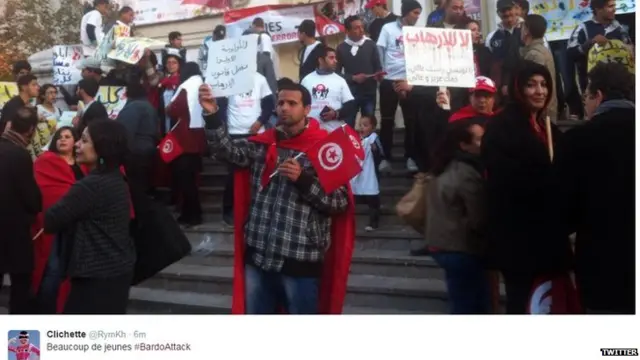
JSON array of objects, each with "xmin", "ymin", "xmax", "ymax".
[
  {"xmin": 365, "ymin": 0, "xmax": 398, "ymax": 43},
  {"xmin": 445, "ymin": 76, "xmax": 496, "ymax": 123}
]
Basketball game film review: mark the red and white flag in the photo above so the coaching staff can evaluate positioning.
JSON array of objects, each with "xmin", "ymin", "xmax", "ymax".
[
  {"xmin": 307, "ymin": 127, "xmax": 362, "ymax": 193},
  {"xmin": 158, "ymin": 132, "xmax": 184, "ymax": 164},
  {"xmin": 341, "ymin": 124, "xmax": 365, "ymax": 161}
]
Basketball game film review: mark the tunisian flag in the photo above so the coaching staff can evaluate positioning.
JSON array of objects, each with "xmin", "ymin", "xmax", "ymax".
[
  {"xmin": 527, "ymin": 274, "xmax": 582, "ymax": 314},
  {"xmin": 307, "ymin": 126, "xmax": 362, "ymax": 193},
  {"xmin": 158, "ymin": 132, "xmax": 184, "ymax": 164},
  {"xmin": 342, "ymin": 124, "xmax": 365, "ymax": 161},
  {"xmin": 232, "ymin": 120, "xmax": 356, "ymax": 314}
]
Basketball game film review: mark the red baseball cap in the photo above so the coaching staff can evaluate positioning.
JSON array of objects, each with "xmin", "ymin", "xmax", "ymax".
[
  {"xmin": 365, "ymin": 0, "xmax": 387, "ymax": 9},
  {"xmin": 470, "ymin": 76, "xmax": 497, "ymax": 94}
]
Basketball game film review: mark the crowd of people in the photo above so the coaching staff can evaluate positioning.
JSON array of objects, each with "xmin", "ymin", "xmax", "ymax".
[{"xmin": 0, "ymin": 0, "xmax": 635, "ymax": 315}]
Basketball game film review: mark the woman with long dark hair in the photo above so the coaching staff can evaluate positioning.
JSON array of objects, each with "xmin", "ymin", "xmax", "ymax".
[
  {"xmin": 481, "ymin": 60, "xmax": 572, "ymax": 314},
  {"xmin": 165, "ymin": 62, "xmax": 206, "ymax": 226},
  {"xmin": 32, "ymin": 126, "xmax": 82, "ymax": 313},
  {"xmin": 425, "ymin": 118, "xmax": 489, "ymax": 314},
  {"xmin": 44, "ymin": 120, "xmax": 135, "ymax": 314}
]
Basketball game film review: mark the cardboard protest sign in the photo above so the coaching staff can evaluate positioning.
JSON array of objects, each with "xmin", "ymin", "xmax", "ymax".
[
  {"xmin": 108, "ymin": 37, "xmax": 164, "ymax": 64},
  {"xmin": 403, "ymin": 27, "xmax": 475, "ymax": 88},
  {"xmin": 79, "ymin": 86, "xmax": 127, "ymax": 119},
  {"xmin": 53, "ymin": 45, "xmax": 83, "ymax": 85},
  {"xmin": 588, "ymin": 39, "xmax": 635, "ymax": 74},
  {"xmin": 204, "ymin": 34, "xmax": 258, "ymax": 97}
]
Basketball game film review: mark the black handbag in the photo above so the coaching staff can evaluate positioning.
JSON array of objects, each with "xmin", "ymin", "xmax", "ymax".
[{"xmin": 130, "ymin": 196, "xmax": 191, "ymax": 285}]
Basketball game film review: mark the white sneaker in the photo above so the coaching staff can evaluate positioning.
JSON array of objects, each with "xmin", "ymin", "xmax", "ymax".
[
  {"xmin": 378, "ymin": 159, "xmax": 391, "ymax": 173},
  {"xmin": 406, "ymin": 158, "xmax": 418, "ymax": 172}
]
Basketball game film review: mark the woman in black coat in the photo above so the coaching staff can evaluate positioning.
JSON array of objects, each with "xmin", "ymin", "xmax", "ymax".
[{"xmin": 481, "ymin": 60, "xmax": 572, "ymax": 314}]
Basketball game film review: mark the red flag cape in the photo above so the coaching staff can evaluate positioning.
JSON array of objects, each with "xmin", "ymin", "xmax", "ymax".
[
  {"xmin": 32, "ymin": 152, "xmax": 78, "ymax": 313},
  {"xmin": 527, "ymin": 274, "xmax": 582, "ymax": 314},
  {"xmin": 231, "ymin": 120, "xmax": 356, "ymax": 314}
]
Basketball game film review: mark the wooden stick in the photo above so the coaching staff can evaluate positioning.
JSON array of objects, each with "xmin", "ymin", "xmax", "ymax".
[
  {"xmin": 32, "ymin": 228, "xmax": 43, "ymax": 241},
  {"xmin": 545, "ymin": 116, "xmax": 554, "ymax": 162}
]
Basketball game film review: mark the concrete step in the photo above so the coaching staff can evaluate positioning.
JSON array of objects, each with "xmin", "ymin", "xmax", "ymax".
[
  {"xmin": 196, "ymin": 169, "xmax": 415, "ymax": 188},
  {"xmin": 187, "ymin": 240, "xmax": 442, "ymax": 279},
  {"xmin": 137, "ymin": 263, "xmax": 452, "ymax": 312},
  {"xmin": 127, "ymin": 288, "xmax": 441, "ymax": 314},
  {"xmin": 182, "ymin": 223, "xmax": 423, "ymax": 251},
  {"xmin": 157, "ymin": 185, "xmax": 410, "ymax": 205}
]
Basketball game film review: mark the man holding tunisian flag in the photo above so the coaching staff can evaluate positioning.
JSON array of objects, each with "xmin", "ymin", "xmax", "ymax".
[{"xmin": 200, "ymin": 82, "xmax": 360, "ymax": 314}]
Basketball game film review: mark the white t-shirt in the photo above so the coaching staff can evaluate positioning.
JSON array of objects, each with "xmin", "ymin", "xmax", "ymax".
[
  {"xmin": 81, "ymin": 10, "xmax": 104, "ymax": 56},
  {"xmin": 350, "ymin": 132, "xmax": 380, "ymax": 195},
  {"xmin": 300, "ymin": 71, "xmax": 354, "ymax": 121},
  {"xmin": 377, "ymin": 21, "xmax": 406, "ymax": 80},
  {"xmin": 227, "ymin": 73, "xmax": 272, "ymax": 135}
]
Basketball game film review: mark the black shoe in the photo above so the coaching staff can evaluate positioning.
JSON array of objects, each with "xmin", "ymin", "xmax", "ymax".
[{"xmin": 410, "ymin": 246, "xmax": 430, "ymax": 256}]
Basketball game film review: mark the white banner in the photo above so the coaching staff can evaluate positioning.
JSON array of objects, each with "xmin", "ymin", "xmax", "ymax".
[
  {"xmin": 52, "ymin": 46, "xmax": 83, "ymax": 86},
  {"xmin": 110, "ymin": 0, "xmax": 229, "ymax": 26},
  {"xmin": 226, "ymin": 6, "xmax": 314, "ymax": 45},
  {"xmin": 403, "ymin": 27, "xmax": 475, "ymax": 88},
  {"xmin": 205, "ymin": 35, "xmax": 258, "ymax": 97}
]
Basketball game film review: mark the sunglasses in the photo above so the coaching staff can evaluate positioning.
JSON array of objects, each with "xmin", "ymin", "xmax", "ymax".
[{"xmin": 19, "ymin": 336, "xmax": 28, "ymax": 339}]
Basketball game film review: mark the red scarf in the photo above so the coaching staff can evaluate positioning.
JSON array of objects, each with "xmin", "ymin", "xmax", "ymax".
[
  {"xmin": 529, "ymin": 114, "xmax": 548, "ymax": 146},
  {"xmin": 159, "ymin": 73, "xmax": 180, "ymax": 90},
  {"xmin": 231, "ymin": 121, "xmax": 356, "ymax": 314},
  {"xmin": 31, "ymin": 152, "xmax": 78, "ymax": 313}
]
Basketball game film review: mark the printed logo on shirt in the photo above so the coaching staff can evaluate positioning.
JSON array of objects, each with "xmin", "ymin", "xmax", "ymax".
[
  {"xmin": 312, "ymin": 84, "xmax": 330, "ymax": 100},
  {"xmin": 235, "ymin": 90, "xmax": 257, "ymax": 108},
  {"xmin": 239, "ymin": 90, "xmax": 253, "ymax": 98},
  {"xmin": 390, "ymin": 35, "xmax": 405, "ymax": 59}
]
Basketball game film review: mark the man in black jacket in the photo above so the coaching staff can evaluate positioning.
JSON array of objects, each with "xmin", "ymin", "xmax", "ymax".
[
  {"xmin": 297, "ymin": 19, "xmax": 324, "ymax": 81},
  {"xmin": 553, "ymin": 63, "xmax": 635, "ymax": 314},
  {"xmin": 74, "ymin": 78, "xmax": 109, "ymax": 135},
  {"xmin": 0, "ymin": 74, "xmax": 40, "ymax": 134},
  {"xmin": 336, "ymin": 16, "xmax": 381, "ymax": 127},
  {"xmin": 0, "ymin": 107, "xmax": 41, "ymax": 314}
]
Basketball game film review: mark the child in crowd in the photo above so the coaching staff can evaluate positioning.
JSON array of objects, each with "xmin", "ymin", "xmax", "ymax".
[{"xmin": 350, "ymin": 115, "xmax": 382, "ymax": 231}]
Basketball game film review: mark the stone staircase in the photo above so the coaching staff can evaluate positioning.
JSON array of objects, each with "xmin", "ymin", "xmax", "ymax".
[{"xmin": 2, "ymin": 121, "xmax": 584, "ymax": 314}]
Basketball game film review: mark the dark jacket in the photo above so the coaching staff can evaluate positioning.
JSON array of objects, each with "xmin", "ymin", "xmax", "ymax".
[
  {"xmin": 78, "ymin": 100, "xmax": 109, "ymax": 135},
  {"xmin": 425, "ymin": 153, "xmax": 486, "ymax": 255},
  {"xmin": 336, "ymin": 39, "xmax": 382, "ymax": 96},
  {"xmin": 0, "ymin": 96, "xmax": 27, "ymax": 133},
  {"xmin": 116, "ymin": 98, "xmax": 159, "ymax": 156},
  {"xmin": 298, "ymin": 42, "xmax": 325, "ymax": 81},
  {"xmin": 474, "ymin": 44, "xmax": 492, "ymax": 78},
  {"xmin": 552, "ymin": 101, "xmax": 635, "ymax": 313},
  {"xmin": 481, "ymin": 104, "xmax": 571, "ymax": 274},
  {"xmin": 368, "ymin": 13, "xmax": 398, "ymax": 43},
  {"xmin": 0, "ymin": 137, "xmax": 42, "ymax": 273},
  {"xmin": 44, "ymin": 169, "xmax": 135, "ymax": 278}
]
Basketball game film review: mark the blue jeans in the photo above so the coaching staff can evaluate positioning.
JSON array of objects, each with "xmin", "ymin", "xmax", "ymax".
[
  {"xmin": 347, "ymin": 94, "xmax": 377, "ymax": 128},
  {"xmin": 38, "ymin": 235, "xmax": 63, "ymax": 313},
  {"xmin": 245, "ymin": 263, "xmax": 319, "ymax": 314},
  {"xmin": 431, "ymin": 252, "xmax": 491, "ymax": 314}
]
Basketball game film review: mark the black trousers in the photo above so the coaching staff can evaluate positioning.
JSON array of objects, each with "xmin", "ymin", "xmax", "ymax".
[
  {"xmin": 501, "ymin": 271, "xmax": 537, "ymax": 314},
  {"xmin": 355, "ymin": 195, "xmax": 380, "ymax": 227},
  {"xmin": 125, "ymin": 152, "xmax": 155, "ymax": 213},
  {"xmin": 171, "ymin": 154, "xmax": 202, "ymax": 222},
  {"xmin": 64, "ymin": 272, "xmax": 132, "ymax": 314},
  {"xmin": 379, "ymin": 80, "xmax": 416, "ymax": 161},
  {"xmin": 223, "ymin": 135, "xmax": 250, "ymax": 218},
  {"xmin": 1, "ymin": 272, "xmax": 33, "ymax": 314}
]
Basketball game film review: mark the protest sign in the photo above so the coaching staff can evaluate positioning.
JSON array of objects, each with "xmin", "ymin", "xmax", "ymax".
[
  {"xmin": 108, "ymin": 37, "xmax": 165, "ymax": 65},
  {"xmin": 53, "ymin": 45, "xmax": 83, "ymax": 85},
  {"xmin": 0, "ymin": 82, "xmax": 18, "ymax": 119},
  {"xmin": 79, "ymin": 86, "xmax": 127, "ymax": 119},
  {"xmin": 403, "ymin": 27, "xmax": 475, "ymax": 88},
  {"xmin": 205, "ymin": 35, "xmax": 258, "ymax": 97},
  {"xmin": 57, "ymin": 111, "xmax": 77, "ymax": 129},
  {"xmin": 530, "ymin": 0, "xmax": 635, "ymax": 41}
]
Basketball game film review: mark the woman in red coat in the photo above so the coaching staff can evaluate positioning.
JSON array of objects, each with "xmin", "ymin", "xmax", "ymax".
[
  {"xmin": 32, "ymin": 126, "xmax": 83, "ymax": 313},
  {"xmin": 165, "ymin": 62, "xmax": 207, "ymax": 226}
]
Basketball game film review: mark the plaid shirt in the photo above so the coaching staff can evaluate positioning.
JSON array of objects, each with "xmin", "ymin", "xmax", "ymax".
[{"xmin": 207, "ymin": 123, "xmax": 349, "ymax": 272}]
